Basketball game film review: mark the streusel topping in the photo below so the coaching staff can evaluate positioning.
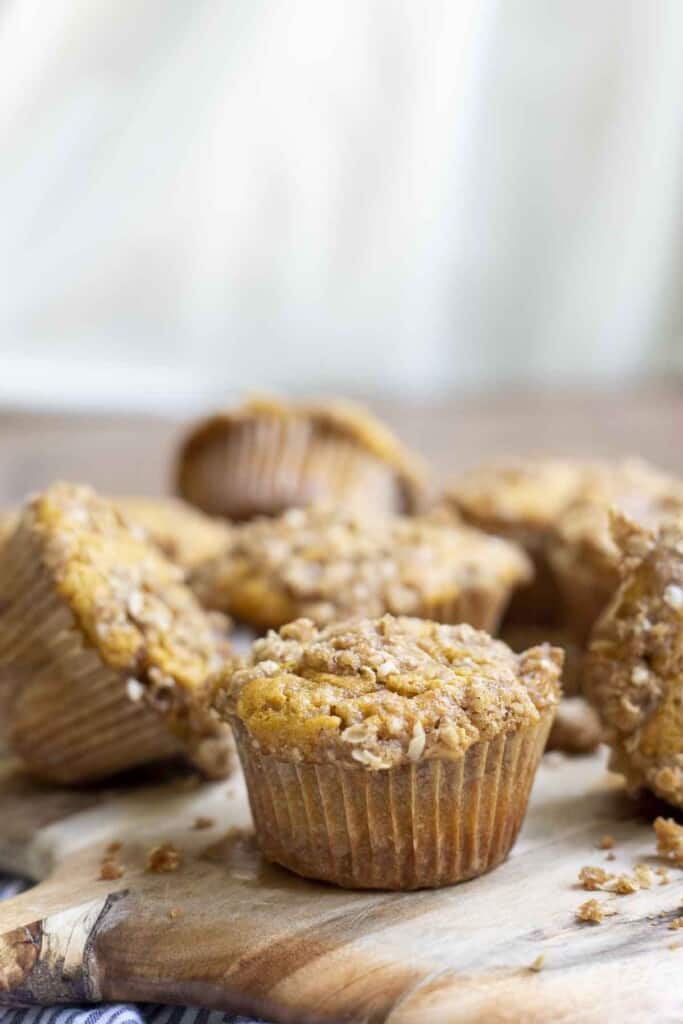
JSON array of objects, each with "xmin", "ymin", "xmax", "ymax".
[
  {"xmin": 192, "ymin": 505, "xmax": 531, "ymax": 625},
  {"xmin": 446, "ymin": 458, "xmax": 598, "ymax": 533},
  {"xmin": 115, "ymin": 496, "xmax": 231, "ymax": 572},
  {"xmin": 214, "ymin": 616, "xmax": 562, "ymax": 768},
  {"xmin": 552, "ymin": 459, "xmax": 683, "ymax": 581},
  {"xmin": 25, "ymin": 483, "xmax": 229, "ymax": 690},
  {"xmin": 584, "ymin": 517, "xmax": 683, "ymax": 806}
]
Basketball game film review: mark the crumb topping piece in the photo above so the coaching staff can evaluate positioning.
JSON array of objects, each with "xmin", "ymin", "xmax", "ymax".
[
  {"xmin": 576, "ymin": 899, "xmax": 615, "ymax": 924},
  {"xmin": 584, "ymin": 520, "xmax": 683, "ymax": 807},
  {"xmin": 192, "ymin": 505, "xmax": 532, "ymax": 627},
  {"xmin": 23, "ymin": 483, "xmax": 229, "ymax": 691},
  {"xmin": 146, "ymin": 842, "xmax": 182, "ymax": 873},
  {"xmin": 654, "ymin": 817, "xmax": 683, "ymax": 866},
  {"xmin": 213, "ymin": 615, "xmax": 562, "ymax": 768}
]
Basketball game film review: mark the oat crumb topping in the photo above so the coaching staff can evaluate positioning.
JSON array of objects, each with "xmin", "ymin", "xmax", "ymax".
[{"xmin": 146, "ymin": 842, "xmax": 182, "ymax": 873}]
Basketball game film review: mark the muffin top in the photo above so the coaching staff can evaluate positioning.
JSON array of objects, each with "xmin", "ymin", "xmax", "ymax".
[
  {"xmin": 191, "ymin": 505, "xmax": 532, "ymax": 628},
  {"xmin": 551, "ymin": 459, "xmax": 683, "ymax": 582},
  {"xmin": 214, "ymin": 615, "xmax": 562, "ymax": 768},
  {"xmin": 23, "ymin": 483, "xmax": 229, "ymax": 691},
  {"xmin": 177, "ymin": 395, "xmax": 428, "ymax": 513},
  {"xmin": 445, "ymin": 458, "xmax": 598, "ymax": 539},
  {"xmin": 115, "ymin": 496, "xmax": 232, "ymax": 572},
  {"xmin": 584, "ymin": 517, "xmax": 683, "ymax": 806}
]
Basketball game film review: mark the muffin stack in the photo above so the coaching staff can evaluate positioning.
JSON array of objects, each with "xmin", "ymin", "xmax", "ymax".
[{"xmin": 2, "ymin": 394, "xmax": 681, "ymax": 890}]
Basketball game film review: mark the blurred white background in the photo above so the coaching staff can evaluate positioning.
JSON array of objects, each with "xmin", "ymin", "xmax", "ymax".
[{"xmin": 1, "ymin": 0, "xmax": 682, "ymax": 413}]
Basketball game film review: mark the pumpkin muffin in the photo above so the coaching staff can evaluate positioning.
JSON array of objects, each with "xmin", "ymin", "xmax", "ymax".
[
  {"xmin": 191, "ymin": 505, "xmax": 532, "ymax": 633},
  {"xmin": 445, "ymin": 458, "xmax": 599, "ymax": 625},
  {"xmin": 115, "ymin": 496, "xmax": 231, "ymax": 573},
  {"xmin": 0, "ymin": 483, "xmax": 234, "ymax": 784},
  {"xmin": 548, "ymin": 459, "xmax": 683, "ymax": 644},
  {"xmin": 584, "ymin": 516, "xmax": 683, "ymax": 807},
  {"xmin": 213, "ymin": 615, "xmax": 561, "ymax": 889},
  {"xmin": 176, "ymin": 396, "xmax": 428, "ymax": 521}
]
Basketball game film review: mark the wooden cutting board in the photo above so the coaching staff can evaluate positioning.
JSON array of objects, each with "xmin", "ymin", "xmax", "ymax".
[{"xmin": 0, "ymin": 749, "xmax": 682, "ymax": 1024}]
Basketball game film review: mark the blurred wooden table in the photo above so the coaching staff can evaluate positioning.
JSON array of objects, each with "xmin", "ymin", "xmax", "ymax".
[{"xmin": 0, "ymin": 386, "xmax": 681, "ymax": 503}]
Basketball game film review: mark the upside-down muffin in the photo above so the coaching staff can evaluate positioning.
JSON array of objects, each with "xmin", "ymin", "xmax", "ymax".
[
  {"xmin": 0, "ymin": 483, "xmax": 234, "ymax": 783},
  {"xmin": 176, "ymin": 396, "xmax": 428, "ymax": 521}
]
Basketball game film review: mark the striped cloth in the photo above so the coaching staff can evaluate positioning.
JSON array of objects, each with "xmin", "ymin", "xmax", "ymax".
[{"xmin": 0, "ymin": 879, "xmax": 263, "ymax": 1024}]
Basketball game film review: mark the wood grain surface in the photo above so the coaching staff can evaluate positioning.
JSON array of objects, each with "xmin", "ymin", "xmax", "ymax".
[{"xmin": 1, "ymin": 751, "xmax": 682, "ymax": 1023}]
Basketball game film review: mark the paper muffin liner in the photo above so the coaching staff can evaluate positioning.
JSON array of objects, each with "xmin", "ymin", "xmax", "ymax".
[
  {"xmin": 0, "ymin": 522, "xmax": 232, "ymax": 784},
  {"xmin": 178, "ymin": 415, "xmax": 417, "ymax": 520},
  {"xmin": 230, "ymin": 711, "xmax": 553, "ymax": 890},
  {"xmin": 423, "ymin": 582, "xmax": 515, "ymax": 635}
]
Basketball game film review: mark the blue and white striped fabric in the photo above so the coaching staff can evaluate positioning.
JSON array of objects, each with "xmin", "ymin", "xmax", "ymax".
[{"xmin": 0, "ymin": 879, "xmax": 263, "ymax": 1024}]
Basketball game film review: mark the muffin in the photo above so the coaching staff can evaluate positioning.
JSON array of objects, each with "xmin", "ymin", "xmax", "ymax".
[
  {"xmin": 214, "ymin": 616, "xmax": 562, "ymax": 889},
  {"xmin": 115, "ymin": 496, "xmax": 231, "ymax": 573},
  {"xmin": 584, "ymin": 516, "xmax": 683, "ymax": 807},
  {"xmin": 191, "ymin": 505, "xmax": 532, "ymax": 633},
  {"xmin": 445, "ymin": 458, "xmax": 598, "ymax": 625},
  {"xmin": 176, "ymin": 396, "xmax": 428, "ymax": 521},
  {"xmin": 549, "ymin": 459, "xmax": 683, "ymax": 643},
  {"xmin": 0, "ymin": 483, "xmax": 234, "ymax": 784}
]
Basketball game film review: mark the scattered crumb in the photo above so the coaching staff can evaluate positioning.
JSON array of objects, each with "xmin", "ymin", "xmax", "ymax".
[
  {"xmin": 633, "ymin": 864, "xmax": 654, "ymax": 890},
  {"xmin": 223, "ymin": 825, "xmax": 255, "ymax": 841},
  {"xmin": 654, "ymin": 817, "xmax": 683, "ymax": 866},
  {"xmin": 168, "ymin": 907, "xmax": 181, "ymax": 920},
  {"xmin": 669, "ymin": 943, "xmax": 680, "ymax": 951},
  {"xmin": 668, "ymin": 917, "xmax": 683, "ymax": 931},
  {"xmin": 657, "ymin": 867, "xmax": 671, "ymax": 885},
  {"xmin": 606, "ymin": 851, "xmax": 616, "ymax": 862},
  {"xmin": 99, "ymin": 859, "xmax": 124, "ymax": 881},
  {"xmin": 528, "ymin": 954, "xmax": 545, "ymax": 972},
  {"xmin": 146, "ymin": 842, "xmax": 182, "ymax": 873},
  {"xmin": 106, "ymin": 840, "xmax": 122, "ymax": 854},
  {"xmin": 576, "ymin": 899, "xmax": 615, "ymax": 924},
  {"xmin": 605, "ymin": 874, "xmax": 639, "ymax": 895},
  {"xmin": 598, "ymin": 834, "xmax": 615, "ymax": 850},
  {"xmin": 579, "ymin": 866, "xmax": 611, "ymax": 891},
  {"xmin": 192, "ymin": 816, "xmax": 215, "ymax": 830}
]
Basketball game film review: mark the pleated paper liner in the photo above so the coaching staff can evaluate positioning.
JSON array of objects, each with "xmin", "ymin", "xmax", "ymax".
[
  {"xmin": 177, "ymin": 414, "xmax": 420, "ymax": 521},
  {"xmin": 231, "ymin": 711, "xmax": 553, "ymax": 890},
  {"xmin": 0, "ymin": 522, "xmax": 233, "ymax": 785}
]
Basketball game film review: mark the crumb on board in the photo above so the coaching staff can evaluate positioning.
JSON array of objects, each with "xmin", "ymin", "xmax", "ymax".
[
  {"xmin": 657, "ymin": 867, "xmax": 671, "ymax": 885},
  {"xmin": 576, "ymin": 899, "xmax": 615, "ymax": 924},
  {"xmin": 99, "ymin": 859, "xmax": 124, "ymax": 881},
  {"xmin": 168, "ymin": 907, "xmax": 181, "ymax": 920},
  {"xmin": 192, "ymin": 816, "xmax": 215, "ymax": 830},
  {"xmin": 668, "ymin": 917, "xmax": 683, "ymax": 931},
  {"xmin": 106, "ymin": 840, "xmax": 122, "ymax": 854},
  {"xmin": 633, "ymin": 864, "xmax": 654, "ymax": 889},
  {"xmin": 146, "ymin": 842, "xmax": 182, "ymax": 873},
  {"xmin": 606, "ymin": 851, "xmax": 616, "ymax": 861},
  {"xmin": 579, "ymin": 866, "xmax": 611, "ymax": 891},
  {"xmin": 606, "ymin": 874, "xmax": 639, "ymax": 895},
  {"xmin": 654, "ymin": 817, "xmax": 683, "ymax": 866},
  {"xmin": 528, "ymin": 954, "xmax": 545, "ymax": 972},
  {"xmin": 598, "ymin": 834, "xmax": 615, "ymax": 850}
]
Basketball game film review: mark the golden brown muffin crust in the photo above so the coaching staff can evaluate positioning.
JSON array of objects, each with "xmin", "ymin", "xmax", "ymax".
[
  {"xmin": 214, "ymin": 615, "xmax": 562, "ymax": 769},
  {"xmin": 115, "ymin": 496, "xmax": 231, "ymax": 572},
  {"xmin": 191, "ymin": 505, "xmax": 532, "ymax": 628},
  {"xmin": 26, "ymin": 483, "xmax": 229, "ymax": 690},
  {"xmin": 584, "ymin": 517, "xmax": 683, "ymax": 806}
]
